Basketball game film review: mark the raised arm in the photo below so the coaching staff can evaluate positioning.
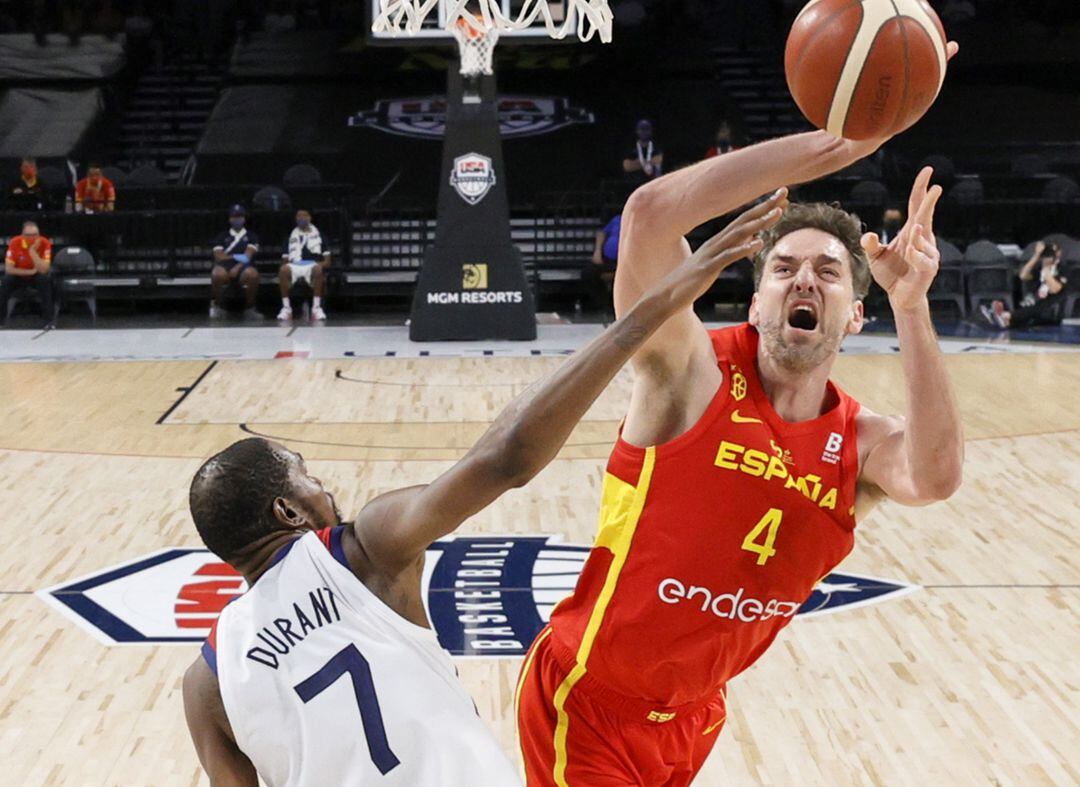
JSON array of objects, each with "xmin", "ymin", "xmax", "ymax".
[
  {"xmin": 1018, "ymin": 241, "xmax": 1044, "ymax": 281},
  {"xmin": 614, "ymin": 133, "xmax": 884, "ymax": 381},
  {"xmin": 859, "ymin": 167, "xmax": 964, "ymax": 504},
  {"xmin": 354, "ymin": 196, "xmax": 786, "ymax": 569},
  {"xmin": 616, "ymin": 42, "xmax": 958, "ymax": 376}
]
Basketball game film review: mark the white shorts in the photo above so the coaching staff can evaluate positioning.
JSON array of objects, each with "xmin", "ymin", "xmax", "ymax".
[{"xmin": 286, "ymin": 261, "xmax": 318, "ymax": 285}]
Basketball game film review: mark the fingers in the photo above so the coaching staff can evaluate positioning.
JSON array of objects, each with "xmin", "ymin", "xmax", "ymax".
[
  {"xmin": 908, "ymin": 166, "xmax": 932, "ymax": 220},
  {"xmin": 910, "ymin": 224, "xmax": 939, "ymax": 272},
  {"xmin": 946, "ymin": 41, "xmax": 959, "ymax": 61},
  {"xmin": 916, "ymin": 183, "xmax": 943, "ymax": 237},
  {"xmin": 705, "ymin": 188, "xmax": 788, "ymax": 252},
  {"xmin": 860, "ymin": 231, "xmax": 883, "ymax": 258}
]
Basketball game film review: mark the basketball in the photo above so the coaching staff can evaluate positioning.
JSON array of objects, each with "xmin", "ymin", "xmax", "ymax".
[{"xmin": 785, "ymin": 0, "xmax": 948, "ymax": 140}]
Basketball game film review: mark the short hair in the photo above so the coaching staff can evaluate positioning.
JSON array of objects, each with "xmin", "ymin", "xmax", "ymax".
[
  {"xmin": 189, "ymin": 438, "xmax": 294, "ymax": 560},
  {"xmin": 87, "ymin": 162, "xmax": 102, "ymax": 170},
  {"xmin": 753, "ymin": 202, "xmax": 871, "ymax": 300},
  {"xmin": 22, "ymin": 220, "xmax": 38, "ymax": 232},
  {"xmin": 21, "ymin": 157, "xmax": 36, "ymax": 166}
]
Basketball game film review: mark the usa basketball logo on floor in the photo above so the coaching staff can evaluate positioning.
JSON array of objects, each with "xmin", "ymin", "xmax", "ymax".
[{"xmin": 37, "ymin": 536, "xmax": 918, "ymax": 650}]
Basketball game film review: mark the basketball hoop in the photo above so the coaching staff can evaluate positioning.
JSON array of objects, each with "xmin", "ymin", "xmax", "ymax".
[
  {"xmin": 451, "ymin": 15, "xmax": 500, "ymax": 76},
  {"xmin": 372, "ymin": 0, "xmax": 614, "ymax": 44}
]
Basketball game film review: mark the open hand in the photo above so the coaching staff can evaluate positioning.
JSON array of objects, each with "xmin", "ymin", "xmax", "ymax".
[
  {"xmin": 656, "ymin": 187, "xmax": 789, "ymax": 312},
  {"xmin": 860, "ymin": 166, "xmax": 942, "ymax": 313}
]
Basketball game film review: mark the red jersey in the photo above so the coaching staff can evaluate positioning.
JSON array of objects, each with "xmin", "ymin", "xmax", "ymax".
[
  {"xmin": 5, "ymin": 235, "xmax": 52, "ymax": 270},
  {"xmin": 548, "ymin": 323, "xmax": 861, "ymax": 708},
  {"xmin": 75, "ymin": 177, "xmax": 116, "ymax": 211}
]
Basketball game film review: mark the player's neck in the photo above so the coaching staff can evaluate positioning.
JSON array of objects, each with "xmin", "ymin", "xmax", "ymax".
[
  {"xmin": 754, "ymin": 346, "xmax": 835, "ymax": 423},
  {"xmin": 233, "ymin": 531, "xmax": 304, "ymax": 585}
]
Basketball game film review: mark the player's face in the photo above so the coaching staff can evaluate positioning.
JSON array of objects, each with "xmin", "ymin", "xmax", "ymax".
[
  {"xmin": 749, "ymin": 228, "xmax": 864, "ymax": 373},
  {"xmin": 281, "ymin": 448, "xmax": 344, "ymax": 530}
]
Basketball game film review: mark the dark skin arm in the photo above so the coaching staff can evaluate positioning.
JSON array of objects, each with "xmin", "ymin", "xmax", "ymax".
[
  {"xmin": 343, "ymin": 194, "xmax": 787, "ymax": 624},
  {"xmin": 182, "ymin": 657, "xmax": 258, "ymax": 787}
]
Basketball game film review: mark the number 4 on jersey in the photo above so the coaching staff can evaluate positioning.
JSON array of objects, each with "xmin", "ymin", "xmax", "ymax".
[
  {"xmin": 741, "ymin": 508, "xmax": 783, "ymax": 566},
  {"xmin": 294, "ymin": 644, "xmax": 401, "ymax": 775}
]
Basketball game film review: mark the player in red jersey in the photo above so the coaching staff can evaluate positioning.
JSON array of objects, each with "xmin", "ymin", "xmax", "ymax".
[{"xmin": 516, "ymin": 126, "xmax": 966, "ymax": 782}]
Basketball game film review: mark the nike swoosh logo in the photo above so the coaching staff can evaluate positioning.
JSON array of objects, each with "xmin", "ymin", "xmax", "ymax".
[
  {"xmin": 702, "ymin": 718, "xmax": 726, "ymax": 736},
  {"xmin": 730, "ymin": 410, "xmax": 763, "ymax": 425}
]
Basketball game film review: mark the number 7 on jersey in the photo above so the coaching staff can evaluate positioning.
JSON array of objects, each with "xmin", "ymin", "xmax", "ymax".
[{"xmin": 294, "ymin": 644, "xmax": 401, "ymax": 775}]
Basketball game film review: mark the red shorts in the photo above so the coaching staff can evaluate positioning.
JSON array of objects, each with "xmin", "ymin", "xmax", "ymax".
[{"xmin": 516, "ymin": 627, "xmax": 727, "ymax": 787}]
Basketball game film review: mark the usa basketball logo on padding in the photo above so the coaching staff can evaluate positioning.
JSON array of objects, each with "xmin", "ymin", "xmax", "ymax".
[
  {"xmin": 450, "ymin": 153, "xmax": 496, "ymax": 205},
  {"xmin": 38, "ymin": 536, "xmax": 918, "ymax": 650}
]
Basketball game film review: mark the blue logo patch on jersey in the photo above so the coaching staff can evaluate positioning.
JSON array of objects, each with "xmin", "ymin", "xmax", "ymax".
[{"xmin": 37, "ymin": 537, "xmax": 918, "ymax": 649}]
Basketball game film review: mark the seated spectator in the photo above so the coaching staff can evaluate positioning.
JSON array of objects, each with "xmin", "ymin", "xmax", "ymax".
[
  {"xmin": 877, "ymin": 205, "xmax": 904, "ymax": 244},
  {"xmin": 623, "ymin": 119, "xmax": 663, "ymax": 186},
  {"xmin": 74, "ymin": 164, "xmax": 116, "ymax": 213},
  {"xmin": 704, "ymin": 120, "xmax": 743, "ymax": 159},
  {"xmin": 980, "ymin": 241, "xmax": 1068, "ymax": 329},
  {"xmin": 1, "ymin": 220, "xmax": 54, "ymax": 328},
  {"xmin": 277, "ymin": 209, "xmax": 330, "ymax": 322},
  {"xmin": 210, "ymin": 205, "xmax": 261, "ymax": 319},
  {"xmin": 583, "ymin": 214, "xmax": 621, "ymax": 314},
  {"xmin": 9, "ymin": 158, "xmax": 45, "ymax": 212}
]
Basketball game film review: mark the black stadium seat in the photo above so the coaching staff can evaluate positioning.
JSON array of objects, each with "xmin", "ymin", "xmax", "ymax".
[
  {"xmin": 252, "ymin": 186, "xmax": 291, "ymax": 211},
  {"xmin": 963, "ymin": 240, "xmax": 1013, "ymax": 313},
  {"xmin": 283, "ymin": 164, "xmax": 323, "ymax": 186},
  {"xmin": 1043, "ymin": 177, "xmax": 1080, "ymax": 202}
]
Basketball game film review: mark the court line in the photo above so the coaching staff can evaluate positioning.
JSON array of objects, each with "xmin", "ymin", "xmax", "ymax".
[
  {"xmin": 0, "ymin": 426, "xmax": 1074, "ymax": 463},
  {"xmin": 156, "ymin": 361, "xmax": 219, "ymax": 425},
  {"xmin": 922, "ymin": 584, "xmax": 1080, "ymax": 589},
  {"xmin": 335, "ymin": 369, "xmax": 531, "ymax": 388},
  {"xmin": 237, "ymin": 422, "xmax": 614, "ymax": 450}
]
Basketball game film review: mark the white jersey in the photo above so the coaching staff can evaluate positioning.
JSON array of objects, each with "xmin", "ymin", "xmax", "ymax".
[{"xmin": 205, "ymin": 527, "xmax": 521, "ymax": 787}]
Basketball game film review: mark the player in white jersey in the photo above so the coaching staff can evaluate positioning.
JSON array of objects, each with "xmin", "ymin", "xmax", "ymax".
[{"xmin": 180, "ymin": 190, "xmax": 789, "ymax": 786}]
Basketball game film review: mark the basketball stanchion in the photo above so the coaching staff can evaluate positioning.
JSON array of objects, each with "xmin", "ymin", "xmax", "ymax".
[{"xmin": 380, "ymin": 0, "xmax": 613, "ymax": 341}]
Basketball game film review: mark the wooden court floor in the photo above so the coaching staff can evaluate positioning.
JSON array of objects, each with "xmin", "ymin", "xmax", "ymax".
[{"xmin": 0, "ymin": 349, "xmax": 1077, "ymax": 785}]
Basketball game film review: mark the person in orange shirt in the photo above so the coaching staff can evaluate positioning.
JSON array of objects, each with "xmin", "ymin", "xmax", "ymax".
[
  {"xmin": 74, "ymin": 164, "xmax": 116, "ymax": 213},
  {"xmin": 2, "ymin": 220, "xmax": 54, "ymax": 327}
]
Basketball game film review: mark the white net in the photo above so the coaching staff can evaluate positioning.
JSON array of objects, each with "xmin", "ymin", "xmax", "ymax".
[
  {"xmin": 450, "ymin": 20, "xmax": 500, "ymax": 76},
  {"xmin": 372, "ymin": 0, "xmax": 613, "ymax": 44}
]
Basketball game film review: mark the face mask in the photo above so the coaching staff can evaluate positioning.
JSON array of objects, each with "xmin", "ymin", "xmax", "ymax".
[
  {"xmin": 297, "ymin": 219, "xmax": 310, "ymax": 230},
  {"xmin": 21, "ymin": 165, "xmax": 35, "ymax": 179},
  {"xmin": 230, "ymin": 218, "xmax": 245, "ymax": 230}
]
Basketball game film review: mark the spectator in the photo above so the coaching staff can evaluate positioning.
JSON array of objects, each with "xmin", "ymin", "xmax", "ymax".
[
  {"xmin": 210, "ymin": 205, "xmax": 261, "ymax": 319},
  {"xmin": 9, "ymin": 158, "xmax": 44, "ymax": 212},
  {"xmin": 74, "ymin": 164, "xmax": 116, "ymax": 214},
  {"xmin": 1, "ymin": 220, "xmax": 53, "ymax": 328},
  {"xmin": 878, "ymin": 205, "xmax": 905, "ymax": 244},
  {"xmin": 277, "ymin": 209, "xmax": 330, "ymax": 322},
  {"xmin": 623, "ymin": 119, "xmax": 663, "ymax": 186},
  {"xmin": 583, "ymin": 213, "xmax": 621, "ymax": 313},
  {"xmin": 979, "ymin": 241, "xmax": 1069, "ymax": 329},
  {"xmin": 704, "ymin": 120, "xmax": 743, "ymax": 158}
]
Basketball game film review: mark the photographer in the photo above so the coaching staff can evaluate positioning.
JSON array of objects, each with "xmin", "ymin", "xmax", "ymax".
[{"xmin": 980, "ymin": 240, "xmax": 1068, "ymax": 329}]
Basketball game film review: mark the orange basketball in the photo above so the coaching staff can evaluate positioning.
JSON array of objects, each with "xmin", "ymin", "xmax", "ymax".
[{"xmin": 784, "ymin": 0, "xmax": 948, "ymax": 140}]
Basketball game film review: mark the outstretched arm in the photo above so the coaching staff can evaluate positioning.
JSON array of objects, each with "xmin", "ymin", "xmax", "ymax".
[
  {"xmin": 859, "ymin": 167, "xmax": 964, "ymax": 504},
  {"xmin": 354, "ymin": 196, "xmax": 786, "ymax": 569},
  {"xmin": 614, "ymin": 132, "xmax": 885, "ymax": 390},
  {"xmin": 617, "ymin": 42, "xmax": 959, "ymax": 374}
]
